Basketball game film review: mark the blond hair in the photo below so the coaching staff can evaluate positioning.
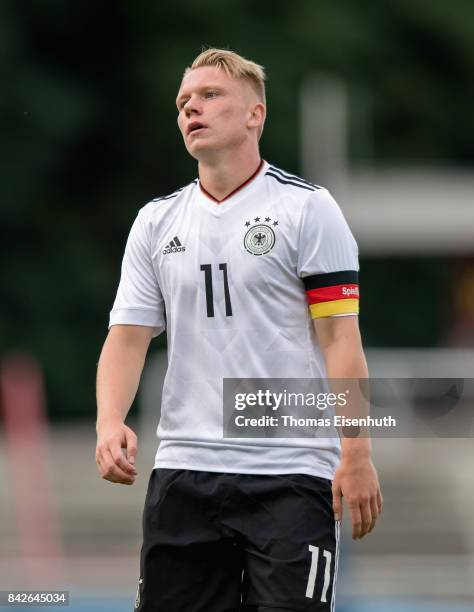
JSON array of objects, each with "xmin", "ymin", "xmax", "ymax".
[{"xmin": 185, "ymin": 48, "xmax": 266, "ymax": 105}]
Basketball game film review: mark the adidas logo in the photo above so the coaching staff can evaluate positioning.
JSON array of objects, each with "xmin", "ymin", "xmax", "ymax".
[{"xmin": 163, "ymin": 236, "xmax": 186, "ymax": 255}]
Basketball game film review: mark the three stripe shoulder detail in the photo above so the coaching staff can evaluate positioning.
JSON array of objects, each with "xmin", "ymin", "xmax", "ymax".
[
  {"xmin": 151, "ymin": 179, "xmax": 198, "ymax": 203},
  {"xmin": 266, "ymin": 166, "xmax": 321, "ymax": 191}
]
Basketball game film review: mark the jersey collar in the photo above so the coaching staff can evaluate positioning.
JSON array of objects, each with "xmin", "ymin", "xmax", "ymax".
[{"xmin": 198, "ymin": 159, "xmax": 266, "ymax": 205}]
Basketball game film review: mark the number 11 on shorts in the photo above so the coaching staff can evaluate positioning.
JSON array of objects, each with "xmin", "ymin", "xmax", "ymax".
[{"xmin": 305, "ymin": 544, "xmax": 332, "ymax": 601}]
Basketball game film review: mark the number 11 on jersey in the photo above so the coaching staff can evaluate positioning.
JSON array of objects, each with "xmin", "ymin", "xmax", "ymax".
[{"xmin": 200, "ymin": 263, "xmax": 233, "ymax": 317}]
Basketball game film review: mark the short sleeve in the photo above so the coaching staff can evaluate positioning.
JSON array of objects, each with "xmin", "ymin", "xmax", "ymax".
[
  {"xmin": 109, "ymin": 210, "xmax": 166, "ymax": 337},
  {"xmin": 297, "ymin": 189, "xmax": 360, "ymax": 319}
]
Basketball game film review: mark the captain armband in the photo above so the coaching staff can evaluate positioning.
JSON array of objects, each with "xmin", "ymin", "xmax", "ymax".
[{"xmin": 303, "ymin": 271, "xmax": 359, "ymax": 319}]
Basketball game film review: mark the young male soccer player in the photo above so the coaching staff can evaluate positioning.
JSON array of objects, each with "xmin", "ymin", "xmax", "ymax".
[{"xmin": 96, "ymin": 48, "xmax": 382, "ymax": 612}]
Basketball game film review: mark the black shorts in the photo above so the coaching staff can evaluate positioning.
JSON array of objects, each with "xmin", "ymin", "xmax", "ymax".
[{"xmin": 135, "ymin": 469, "xmax": 340, "ymax": 612}]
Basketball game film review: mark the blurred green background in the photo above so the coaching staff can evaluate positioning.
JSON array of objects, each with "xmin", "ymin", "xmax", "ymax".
[{"xmin": 1, "ymin": 0, "xmax": 473, "ymax": 418}]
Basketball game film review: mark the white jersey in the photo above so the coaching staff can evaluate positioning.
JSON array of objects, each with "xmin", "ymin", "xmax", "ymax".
[{"xmin": 109, "ymin": 160, "xmax": 359, "ymax": 480}]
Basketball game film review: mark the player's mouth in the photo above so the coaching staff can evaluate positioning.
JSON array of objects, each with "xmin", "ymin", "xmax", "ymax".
[{"xmin": 187, "ymin": 121, "xmax": 207, "ymax": 136}]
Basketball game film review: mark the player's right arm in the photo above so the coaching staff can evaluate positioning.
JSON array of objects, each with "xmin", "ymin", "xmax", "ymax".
[
  {"xmin": 97, "ymin": 206, "xmax": 165, "ymax": 485},
  {"xmin": 95, "ymin": 324, "xmax": 154, "ymax": 485}
]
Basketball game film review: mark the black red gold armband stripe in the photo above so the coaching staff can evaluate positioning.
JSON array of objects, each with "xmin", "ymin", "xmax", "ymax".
[{"xmin": 303, "ymin": 271, "xmax": 359, "ymax": 318}]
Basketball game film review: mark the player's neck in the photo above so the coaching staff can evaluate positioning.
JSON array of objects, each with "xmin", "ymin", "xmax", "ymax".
[{"xmin": 198, "ymin": 148, "xmax": 262, "ymax": 202}]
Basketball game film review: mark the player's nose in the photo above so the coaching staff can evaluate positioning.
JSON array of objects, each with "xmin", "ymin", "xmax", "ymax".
[{"xmin": 184, "ymin": 94, "xmax": 202, "ymax": 117}]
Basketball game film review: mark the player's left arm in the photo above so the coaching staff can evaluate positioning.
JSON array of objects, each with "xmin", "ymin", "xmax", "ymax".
[{"xmin": 314, "ymin": 315, "xmax": 383, "ymax": 539}]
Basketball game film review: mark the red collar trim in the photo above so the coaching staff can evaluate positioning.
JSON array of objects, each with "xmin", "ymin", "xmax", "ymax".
[{"xmin": 199, "ymin": 159, "xmax": 264, "ymax": 204}]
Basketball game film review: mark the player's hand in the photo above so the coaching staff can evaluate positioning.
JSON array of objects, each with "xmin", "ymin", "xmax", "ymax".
[
  {"xmin": 95, "ymin": 421, "xmax": 138, "ymax": 485},
  {"xmin": 332, "ymin": 453, "xmax": 382, "ymax": 539}
]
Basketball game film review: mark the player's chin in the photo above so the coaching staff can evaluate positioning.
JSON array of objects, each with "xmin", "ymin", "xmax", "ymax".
[{"xmin": 185, "ymin": 139, "xmax": 217, "ymax": 159}]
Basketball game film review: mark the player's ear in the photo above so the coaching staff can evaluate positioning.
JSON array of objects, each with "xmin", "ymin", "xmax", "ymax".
[{"xmin": 247, "ymin": 102, "xmax": 266, "ymax": 131}]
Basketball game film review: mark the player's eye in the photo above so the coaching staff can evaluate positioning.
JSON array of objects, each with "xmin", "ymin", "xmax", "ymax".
[
  {"xmin": 204, "ymin": 90, "xmax": 219, "ymax": 99},
  {"xmin": 178, "ymin": 99, "xmax": 189, "ymax": 111}
]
